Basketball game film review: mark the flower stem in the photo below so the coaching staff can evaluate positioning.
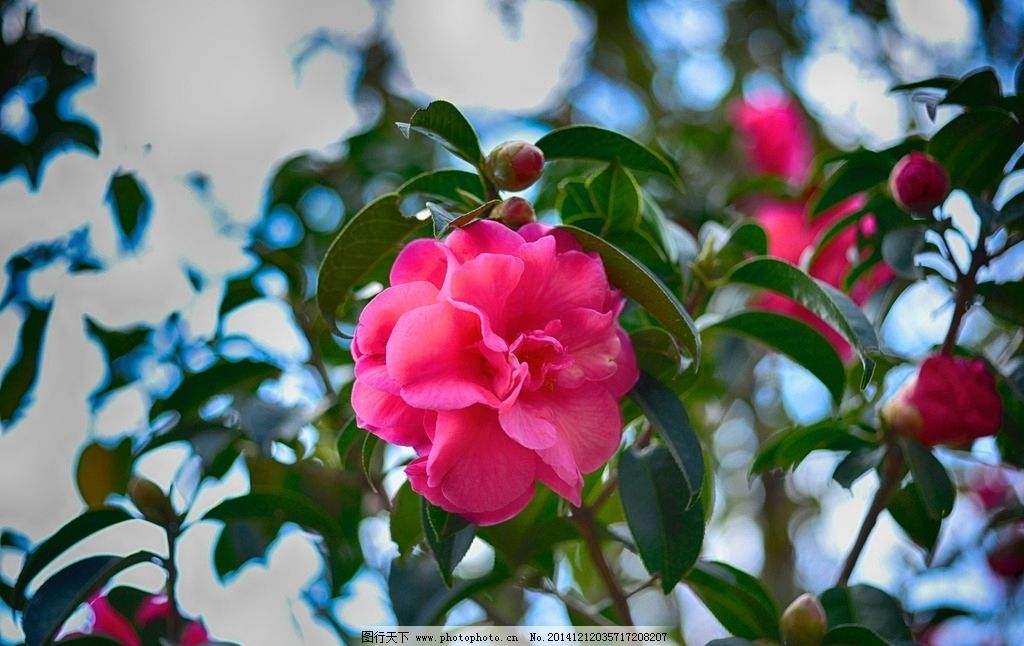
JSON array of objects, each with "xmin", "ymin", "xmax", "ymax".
[
  {"xmin": 164, "ymin": 520, "xmax": 184, "ymax": 641},
  {"xmin": 572, "ymin": 506, "xmax": 633, "ymax": 625},
  {"xmin": 940, "ymin": 229, "xmax": 988, "ymax": 355},
  {"xmin": 835, "ymin": 444, "xmax": 905, "ymax": 587}
]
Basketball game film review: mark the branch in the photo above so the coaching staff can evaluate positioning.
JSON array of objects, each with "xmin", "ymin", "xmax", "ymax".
[
  {"xmin": 572, "ymin": 506, "xmax": 633, "ymax": 625},
  {"xmin": 163, "ymin": 521, "xmax": 184, "ymax": 642}
]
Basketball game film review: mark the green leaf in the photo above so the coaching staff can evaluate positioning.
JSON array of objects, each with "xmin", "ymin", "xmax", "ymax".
[
  {"xmin": 22, "ymin": 551, "xmax": 159, "ymax": 646},
  {"xmin": 821, "ymin": 624, "xmax": 889, "ymax": 646},
  {"xmin": 556, "ymin": 178, "xmax": 597, "ymax": 222},
  {"xmin": 890, "ymin": 76, "xmax": 957, "ymax": 92},
  {"xmin": 336, "ymin": 417, "xmax": 364, "ymax": 462},
  {"xmin": 401, "ymin": 101, "xmax": 483, "ymax": 166},
  {"xmin": 887, "ymin": 481, "xmax": 941, "ymax": 553},
  {"xmin": 881, "ymin": 228, "xmax": 926, "ymax": 279},
  {"xmin": 83, "ymin": 316, "xmax": 151, "ymax": 404},
  {"xmin": 832, "ymin": 447, "xmax": 884, "ymax": 489},
  {"xmin": 900, "ymin": 438, "xmax": 955, "ymax": 519},
  {"xmin": 391, "ymin": 483, "xmax": 424, "ymax": 562},
  {"xmin": 975, "ymin": 281, "xmax": 1024, "ymax": 324},
  {"xmin": 213, "ymin": 520, "xmax": 280, "ymax": 581},
  {"xmin": 316, "ymin": 193, "xmax": 425, "ymax": 331},
  {"xmin": 997, "ymin": 190, "xmax": 1024, "ymax": 229},
  {"xmin": 398, "ymin": 169, "xmax": 486, "ymax": 206},
  {"xmin": 820, "ymin": 584, "xmax": 911, "ymax": 643},
  {"xmin": 536, "ymin": 125, "xmax": 679, "ymax": 182},
  {"xmin": 752, "ymin": 420, "xmax": 871, "ymax": 475},
  {"xmin": 701, "ymin": 311, "xmax": 847, "ymax": 405},
  {"xmin": 0, "ymin": 301, "xmax": 52, "ymax": 428},
  {"xmin": 928, "ymin": 108, "xmax": 1023, "ymax": 193},
  {"xmin": 149, "ymin": 359, "xmax": 281, "ymax": 424},
  {"xmin": 628, "ymin": 371, "xmax": 704, "ymax": 505},
  {"xmin": 421, "ymin": 501, "xmax": 476, "ymax": 587},
  {"xmin": 725, "ymin": 257, "xmax": 879, "ymax": 384},
  {"xmin": 75, "ymin": 438, "xmax": 133, "ymax": 509},
  {"xmin": 558, "ymin": 225, "xmax": 700, "ymax": 365},
  {"xmin": 13, "ymin": 508, "xmax": 134, "ymax": 610},
  {"xmin": 941, "ymin": 68, "xmax": 1002, "ymax": 108},
  {"xmin": 684, "ymin": 560, "xmax": 781, "ymax": 640},
  {"xmin": 105, "ymin": 171, "xmax": 151, "ymax": 253},
  {"xmin": 361, "ymin": 432, "xmax": 380, "ymax": 492},
  {"xmin": 426, "ymin": 199, "xmax": 500, "ymax": 238},
  {"xmin": 618, "ymin": 447, "xmax": 705, "ymax": 593},
  {"xmin": 811, "ymin": 151, "xmax": 893, "ymax": 216},
  {"xmin": 585, "ymin": 162, "xmax": 642, "ymax": 232}
]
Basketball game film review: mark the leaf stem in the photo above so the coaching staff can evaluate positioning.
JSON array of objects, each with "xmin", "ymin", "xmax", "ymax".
[
  {"xmin": 836, "ymin": 443, "xmax": 905, "ymax": 586},
  {"xmin": 572, "ymin": 506, "xmax": 633, "ymax": 625}
]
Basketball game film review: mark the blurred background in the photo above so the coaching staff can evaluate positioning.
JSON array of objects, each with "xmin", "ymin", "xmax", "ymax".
[{"xmin": 1, "ymin": 0, "xmax": 1023, "ymax": 644}]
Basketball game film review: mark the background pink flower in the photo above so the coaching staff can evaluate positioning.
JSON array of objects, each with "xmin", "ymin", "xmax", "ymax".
[
  {"xmin": 730, "ymin": 93, "xmax": 814, "ymax": 187},
  {"xmin": 62, "ymin": 593, "xmax": 209, "ymax": 645},
  {"xmin": 351, "ymin": 220, "xmax": 638, "ymax": 525}
]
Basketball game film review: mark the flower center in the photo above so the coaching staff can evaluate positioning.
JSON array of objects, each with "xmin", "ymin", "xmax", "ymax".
[{"xmin": 509, "ymin": 331, "xmax": 571, "ymax": 391}]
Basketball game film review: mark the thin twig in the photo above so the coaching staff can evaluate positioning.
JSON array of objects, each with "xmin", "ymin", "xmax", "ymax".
[{"xmin": 572, "ymin": 506, "xmax": 633, "ymax": 625}]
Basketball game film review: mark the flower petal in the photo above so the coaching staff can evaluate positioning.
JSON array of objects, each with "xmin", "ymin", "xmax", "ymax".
[
  {"xmin": 446, "ymin": 219, "xmax": 524, "ymax": 263},
  {"xmin": 449, "ymin": 252, "xmax": 524, "ymax": 349},
  {"xmin": 390, "ymin": 238, "xmax": 450, "ymax": 288},
  {"xmin": 525, "ymin": 382, "xmax": 623, "ymax": 474},
  {"xmin": 554, "ymin": 308, "xmax": 620, "ymax": 387},
  {"xmin": 351, "ymin": 378, "xmax": 429, "ymax": 449},
  {"xmin": 354, "ymin": 281, "xmax": 439, "ymax": 356},
  {"xmin": 603, "ymin": 328, "xmax": 640, "ymax": 399},
  {"xmin": 407, "ymin": 457, "xmax": 535, "ymax": 526}
]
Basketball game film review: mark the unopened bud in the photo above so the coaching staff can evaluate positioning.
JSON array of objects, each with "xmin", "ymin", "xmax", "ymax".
[
  {"xmin": 128, "ymin": 477, "xmax": 175, "ymax": 525},
  {"xmin": 484, "ymin": 140, "xmax": 545, "ymax": 191},
  {"xmin": 491, "ymin": 197, "xmax": 536, "ymax": 228},
  {"xmin": 781, "ymin": 593, "xmax": 827, "ymax": 646},
  {"xmin": 889, "ymin": 151, "xmax": 950, "ymax": 214}
]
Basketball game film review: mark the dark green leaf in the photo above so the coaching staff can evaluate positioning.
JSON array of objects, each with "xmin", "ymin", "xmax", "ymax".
[
  {"xmin": 941, "ymin": 68, "xmax": 1002, "ymax": 108},
  {"xmin": 928, "ymin": 108, "xmax": 1023, "ymax": 193},
  {"xmin": 361, "ymin": 432, "xmax": 380, "ymax": 492},
  {"xmin": 723, "ymin": 221, "xmax": 768, "ymax": 257},
  {"xmin": 752, "ymin": 421, "xmax": 871, "ymax": 475},
  {"xmin": 558, "ymin": 225, "xmax": 700, "ymax": 365},
  {"xmin": 890, "ymin": 76, "xmax": 957, "ymax": 92},
  {"xmin": 316, "ymin": 193, "xmax": 425, "ymax": 332},
  {"xmin": 556, "ymin": 178, "xmax": 597, "ymax": 222},
  {"xmin": 821, "ymin": 624, "xmax": 889, "ymax": 646},
  {"xmin": 203, "ymin": 489, "xmax": 343, "ymax": 543},
  {"xmin": 105, "ymin": 171, "xmax": 151, "ymax": 253},
  {"xmin": 75, "ymin": 438, "xmax": 133, "ymax": 509},
  {"xmin": 998, "ymin": 190, "xmax": 1024, "ymax": 229},
  {"xmin": 684, "ymin": 561, "xmax": 780, "ymax": 640},
  {"xmin": 701, "ymin": 311, "xmax": 847, "ymax": 405},
  {"xmin": 820, "ymin": 584, "xmax": 911, "ymax": 642},
  {"xmin": 833, "ymin": 447, "xmax": 884, "ymax": 489},
  {"xmin": 13, "ymin": 508, "xmax": 134, "ymax": 610},
  {"xmin": 881, "ymin": 228, "xmax": 925, "ymax": 279},
  {"xmin": 887, "ymin": 481, "xmax": 941, "ymax": 552},
  {"xmin": 421, "ymin": 501, "xmax": 476, "ymax": 587},
  {"xmin": 811, "ymin": 151, "xmax": 893, "ymax": 216},
  {"xmin": 1, "ymin": 529, "xmax": 30, "ymax": 552},
  {"xmin": 900, "ymin": 438, "xmax": 955, "ymax": 519},
  {"xmin": 0, "ymin": 301, "xmax": 52, "ymax": 428},
  {"xmin": 619, "ymin": 447, "xmax": 705, "ymax": 593},
  {"xmin": 213, "ymin": 520, "xmax": 280, "ymax": 581},
  {"xmin": 398, "ymin": 169, "xmax": 486, "ymax": 206},
  {"xmin": 336, "ymin": 417, "xmax": 364, "ymax": 462},
  {"xmin": 83, "ymin": 316, "xmax": 151, "ymax": 404},
  {"xmin": 628, "ymin": 372, "xmax": 704, "ymax": 506},
  {"xmin": 391, "ymin": 483, "xmax": 424, "ymax": 562},
  {"xmin": 968, "ymin": 194, "xmax": 1000, "ymax": 231},
  {"xmin": 149, "ymin": 359, "xmax": 281, "ymax": 423},
  {"xmin": 976, "ymin": 281, "xmax": 1024, "ymax": 324},
  {"xmin": 725, "ymin": 257, "xmax": 879, "ymax": 384},
  {"xmin": 586, "ymin": 162, "xmax": 642, "ymax": 232},
  {"xmin": 402, "ymin": 101, "xmax": 483, "ymax": 166},
  {"xmin": 536, "ymin": 125, "xmax": 679, "ymax": 182},
  {"xmin": 629, "ymin": 328, "xmax": 695, "ymax": 394},
  {"xmin": 22, "ymin": 551, "xmax": 158, "ymax": 646},
  {"xmin": 218, "ymin": 273, "xmax": 262, "ymax": 319}
]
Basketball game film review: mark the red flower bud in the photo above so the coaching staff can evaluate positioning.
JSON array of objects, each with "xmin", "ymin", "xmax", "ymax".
[
  {"xmin": 484, "ymin": 140, "xmax": 545, "ymax": 191},
  {"xmin": 881, "ymin": 355, "xmax": 1002, "ymax": 447},
  {"xmin": 888, "ymin": 152, "xmax": 950, "ymax": 213},
  {"xmin": 987, "ymin": 523, "xmax": 1024, "ymax": 579},
  {"xmin": 490, "ymin": 196, "xmax": 536, "ymax": 228},
  {"xmin": 780, "ymin": 593, "xmax": 827, "ymax": 646}
]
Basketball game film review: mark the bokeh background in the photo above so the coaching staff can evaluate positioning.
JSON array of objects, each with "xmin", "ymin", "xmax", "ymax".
[{"xmin": 2, "ymin": 0, "xmax": 1023, "ymax": 644}]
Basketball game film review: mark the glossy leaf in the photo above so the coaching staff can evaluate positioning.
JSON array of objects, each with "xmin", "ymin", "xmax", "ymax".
[
  {"xmin": 887, "ymin": 481, "xmax": 941, "ymax": 552},
  {"xmin": 421, "ymin": 501, "xmax": 476, "ymax": 587},
  {"xmin": 811, "ymin": 150, "xmax": 892, "ymax": 216},
  {"xmin": 820, "ymin": 584, "xmax": 912, "ymax": 643},
  {"xmin": 752, "ymin": 420, "xmax": 871, "ymax": 475},
  {"xmin": 22, "ymin": 551, "xmax": 158, "ymax": 646},
  {"xmin": 335, "ymin": 417, "xmax": 364, "ymax": 462},
  {"xmin": 821, "ymin": 624, "xmax": 889, "ymax": 646},
  {"xmin": 890, "ymin": 77, "xmax": 958, "ymax": 92},
  {"xmin": 586, "ymin": 162, "xmax": 642, "ymax": 232},
  {"xmin": 391, "ymin": 483, "xmax": 424, "ymax": 562},
  {"xmin": 426, "ymin": 199, "xmax": 499, "ymax": 238},
  {"xmin": 398, "ymin": 169, "xmax": 486, "ymax": 205},
  {"xmin": 83, "ymin": 316, "xmax": 150, "ymax": 404},
  {"xmin": 13, "ymin": 508, "xmax": 134, "ymax": 610},
  {"xmin": 316, "ymin": 193, "xmax": 424, "ymax": 331},
  {"xmin": 361, "ymin": 432, "xmax": 380, "ymax": 492},
  {"xmin": 833, "ymin": 447, "xmax": 884, "ymax": 489},
  {"xmin": 900, "ymin": 438, "xmax": 955, "ymax": 519},
  {"xmin": 941, "ymin": 68, "xmax": 1002, "ymax": 108},
  {"xmin": 536, "ymin": 125, "xmax": 679, "ymax": 182},
  {"xmin": 75, "ymin": 438, "xmax": 133, "ymax": 509},
  {"xmin": 976, "ymin": 281, "xmax": 1024, "ymax": 324},
  {"xmin": 105, "ymin": 171, "xmax": 151, "ymax": 253},
  {"xmin": 725, "ymin": 257, "xmax": 879, "ymax": 383},
  {"xmin": 401, "ymin": 101, "xmax": 483, "ymax": 166},
  {"xmin": 213, "ymin": 520, "xmax": 279, "ymax": 581},
  {"xmin": 556, "ymin": 178, "xmax": 597, "ymax": 222},
  {"xmin": 628, "ymin": 371, "xmax": 704, "ymax": 506},
  {"xmin": 684, "ymin": 561, "xmax": 781, "ymax": 640},
  {"xmin": 559, "ymin": 225, "xmax": 700, "ymax": 365},
  {"xmin": 881, "ymin": 228, "xmax": 925, "ymax": 279},
  {"xmin": 149, "ymin": 359, "xmax": 281, "ymax": 423},
  {"xmin": 0, "ymin": 301, "xmax": 52, "ymax": 428},
  {"xmin": 619, "ymin": 447, "xmax": 705, "ymax": 593},
  {"xmin": 928, "ymin": 108, "xmax": 1023, "ymax": 193},
  {"xmin": 701, "ymin": 311, "xmax": 846, "ymax": 405}
]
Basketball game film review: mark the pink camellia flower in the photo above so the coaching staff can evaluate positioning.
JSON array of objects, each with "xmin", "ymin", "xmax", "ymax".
[
  {"xmin": 881, "ymin": 355, "xmax": 1003, "ymax": 446},
  {"xmin": 62, "ymin": 593, "xmax": 209, "ymax": 645},
  {"xmin": 889, "ymin": 151, "xmax": 950, "ymax": 213},
  {"xmin": 136, "ymin": 595, "xmax": 210, "ymax": 646},
  {"xmin": 351, "ymin": 219, "xmax": 639, "ymax": 525},
  {"xmin": 730, "ymin": 93, "xmax": 814, "ymax": 187}
]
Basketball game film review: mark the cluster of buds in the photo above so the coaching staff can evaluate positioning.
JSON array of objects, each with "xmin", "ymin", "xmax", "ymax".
[{"xmin": 481, "ymin": 140, "xmax": 545, "ymax": 229}]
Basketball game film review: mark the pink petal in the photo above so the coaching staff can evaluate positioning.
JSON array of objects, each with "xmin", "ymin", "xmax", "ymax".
[
  {"xmin": 525, "ymin": 382, "xmax": 623, "ymax": 474},
  {"xmin": 532, "ymin": 250, "xmax": 610, "ymax": 325},
  {"xmin": 426, "ymin": 406, "xmax": 538, "ymax": 512},
  {"xmin": 603, "ymin": 328, "xmax": 640, "ymax": 398},
  {"xmin": 390, "ymin": 238, "xmax": 450, "ymax": 288},
  {"xmin": 554, "ymin": 308, "xmax": 620, "ymax": 387},
  {"xmin": 89, "ymin": 596, "xmax": 141, "ymax": 646},
  {"xmin": 448, "ymin": 252, "xmax": 525, "ymax": 349},
  {"xmin": 498, "ymin": 400, "xmax": 559, "ymax": 450},
  {"xmin": 386, "ymin": 302, "xmax": 498, "ymax": 410},
  {"xmin": 446, "ymin": 219, "xmax": 524, "ymax": 263},
  {"xmin": 351, "ymin": 378, "xmax": 430, "ymax": 449},
  {"xmin": 518, "ymin": 222, "xmax": 583, "ymax": 253},
  {"xmin": 406, "ymin": 457, "xmax": 536, "ymax": 526},
  {"xmin": 535, "ymin": 460, "xmax": 583, "ymax": 507},
  {"xmin": 354, "ymin": 281, "xmax": 439, "ymax": 356},
  {"xmin": 181, "ymin": 622, "xmax": 211, "ymax": 646},
  {"xmin": 354, "ymin": 356, "xmax": 401, "ymax": 394}
]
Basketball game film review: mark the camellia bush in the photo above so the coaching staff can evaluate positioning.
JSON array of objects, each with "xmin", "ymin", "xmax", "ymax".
[{"xmin": 2, "ymin": 8, "xmax": 1024, "ymax": 644}]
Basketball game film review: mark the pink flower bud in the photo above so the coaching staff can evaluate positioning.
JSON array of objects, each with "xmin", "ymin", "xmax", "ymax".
[
  {"xmin": 490, "ymin": 196, "xmax": 535, "ymax": 228},
  {"xmin": 881, "ymin": 355, "xmax": 1002, "ymax": 447},
  {"xmin": 888, "ymin": 152, "xmax": 950, "ymax": 213},
  {"xmin": 781, "ymin": 593, "xmax": 828, "ymax": 646},
  {"xmin": 484, "ymin": 140, "xmax": 545, "ymax": 191}
]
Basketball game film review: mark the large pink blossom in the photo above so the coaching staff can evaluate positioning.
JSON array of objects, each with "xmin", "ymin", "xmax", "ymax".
[
  {"xmin": 730, "ymin": 93, "xmax": 814, "ymax": 187},
  {"xmin": 61, "ymin": 593, "xmax": 209, "ymax": 645},
  {"xmin": 351, "ymin": 220, "xmax": 639, "ymax": 525}
]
